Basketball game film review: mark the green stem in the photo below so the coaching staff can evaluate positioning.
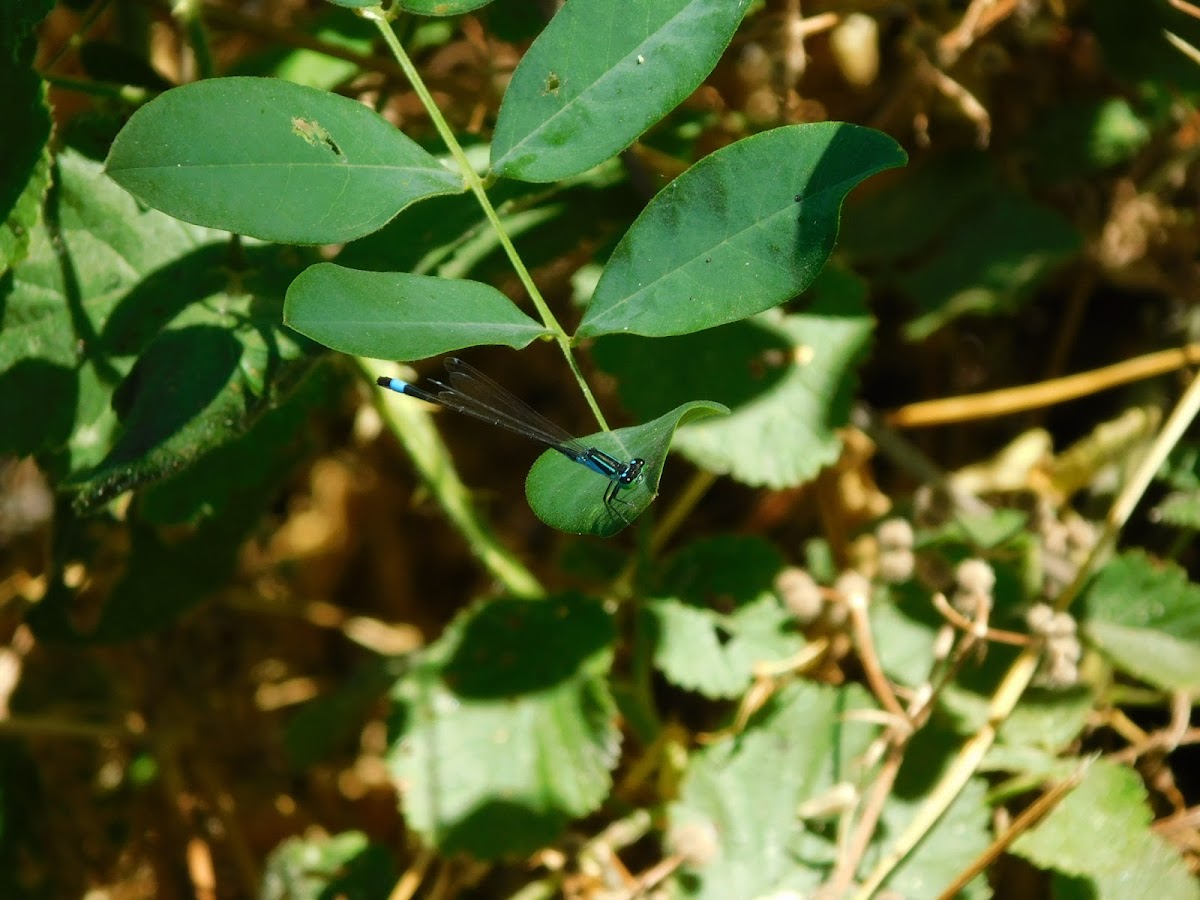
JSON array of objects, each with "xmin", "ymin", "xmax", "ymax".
[
  {"xmin": 363, "ymin": 7, "xmax": 611, "ymax": 432},
  {"xmin": 42, "ymin": 75, "xmax": 150, "ymax": 105},
  {"xmin": 364, "ymin": 358, "xmax": 544, "ymax": 599},
  {"xmin": 172, "ymin": 0, "xmax": 215, "ymax": 80}
]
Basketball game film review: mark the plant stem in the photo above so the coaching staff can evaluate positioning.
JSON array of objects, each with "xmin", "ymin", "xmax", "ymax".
[
  {"xmin": 172, "ymin": 0, "xmax": 215, "ymax": 80},
  {"xmin": 363, "ymin": 7, "xmax": 611, "ymax": 432},
  {"xmin": 855, "ymin": 370, "xmax": 1200, "ymax": 897},
  {"xmin": 365, "ymin": 358, "xmax": 543, "ymax": 599}
]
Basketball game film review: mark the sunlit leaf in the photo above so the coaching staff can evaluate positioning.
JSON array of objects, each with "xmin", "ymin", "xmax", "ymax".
[
  {"xmin": 386, "ymin": 594, "xmax": 618, "ymax": 857},
  {"xmin": 576, "ymin": 123, "xmax": 905, "ymax": 338},
  {"xmin": 1, "ymin": 151, "xmax": 233, "ymax": 472},
  {"xmin": 1012, "ymin": 759, "xmax": 1199, "ymax": 900},
  {"xmin": 491, "ymin": 0, "xmax": 750, "ymax": 182},
  {"xmin": 285, "ymin": 263, "xmax": 549, "ymax": 360},
  {"xmin": 645, "ymin": 536, "xmax": 802, "ymax": 698},
  {"xmin": 526, "ymin": 400, "xmax": 728, "ymax": 537},
  {"xmin": 1083, "ymin": 550, "xmax": 1200, "ymax": 691},
  {"xmin": 593, "ymin": 267, "xmax": 873, "ymax": 488},
  {"xmin": 262, "ymin": 831, "xmax": 396, "ymax": 900},
  {"xmin": 105, "ymin": 77, "xmax": 464, "ymax": 244}
]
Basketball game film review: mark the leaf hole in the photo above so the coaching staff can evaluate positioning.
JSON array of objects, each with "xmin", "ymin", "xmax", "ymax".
[{"xmin": 291, "ymin": 117, "xmax": 344, "ymax": 160}]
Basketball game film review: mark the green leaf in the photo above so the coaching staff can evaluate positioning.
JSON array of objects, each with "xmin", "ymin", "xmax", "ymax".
[
  {"xmin": 668, "ymin": 682, "xmax": 880, "ymax": 898},
  {"xmin": 136, "ymin": 362, "xmax": 334, "ymax": 526},
  {"xmin": 897, "ymin": 193, "xmax": 1081, "ymax": 341},
  {"xmin": 105, "ymin": 77, "xmax": 464, "ymax": 244},
  {"xmin": 878, "ymin": 728, "xmax": 993, "ymax": 899},
  {"xmin": 930, "ymin": 507, "xmax": 1030, "ymax": 550},
  {"xmin": 576, "ymin": 123, "xmax": 906, "ymax": 338},
  {"xmin": 338, "ymin": 160, "xmax": 628, "ymax": 279},
  {"xmin": 396, "ymin": 0, "xmax": 494, "ymax": 14},
  {"xmin": 284, "ymin": 263, "xmax": 548, "ymax": 360},
  {"xmin": 1158, "ymin": 443, "xmax": 1200, "ymax": 491},
  {"xmin": 63, "ymin": 248, "xmax": 314, "ymax": 514},
  {"xmin": 1012, "ymin": 759, "xmax": 1199, "ymax": 900},
  {"xmin": 0, "ymin": 34, "xmax": 52, "ymax": 273},
  {"xmin": 1023, "ymin": 98, "xmax": 1151, "ymax": 183},
  {"xmin": 594, "ymin": 268, "xmax": 873, "ymax": 488},
  {"xmin": 491, "ymin": 0, "xmax": 750, "ymax": 182},
  {"xmin": 1153, "ymin": 445, "xmax": 1200, "ymax": 529},
  {"xmin": 386, "ymin": 594, "xmax": 618, "ymax": 858},
  {"xmin": 1, "ymin": 151, "xmax": 230, "ymax": 471},
  {"xmin": 1082, "ymin": 550, "xmax": 1200, "ymax": 691},
  {"xmin": 233, "ymin": 12, "xmax": 375, "ymax": 91},
  {"xmin": 943, "ymin": 675, "xmax": 1095, "ymax": 755},
  {"xmin": 261, "ymin": 831, "xmax": 397, "ymax": 900},
  {"xmin": 873, "ymin": 581, "xmax": 942, "ymax": 688},
  {"xmin": 526, "ymin": 400, "xmax": 728, "ymax": 537},
  {"xmin": 1, "ymin": 0, "xmax": 54, "ymax": 57},
  {"xmin": 645, "ymin": 536, "xmax": 803, "ymax": 698},
  {"xmin": 1, "ymin": 146, "xmax": 49, "ymax": 276},
  {"xmin": 1154, "ymin": 491, "xmax": 1200, "ymax": 530}
]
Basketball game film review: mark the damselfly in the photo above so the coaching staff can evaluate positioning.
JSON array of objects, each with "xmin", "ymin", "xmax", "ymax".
[{"xmin": 376, "ymin": 358, "xmax": 645, "ymax": 514}]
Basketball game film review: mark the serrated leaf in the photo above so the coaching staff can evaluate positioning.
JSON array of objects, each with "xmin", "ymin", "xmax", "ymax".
[
  {"xmin": 1, "ymin": 151, "xmax": 234, "ymax": 471},
  {"xmin": 937, "ymin": 641, "xmax": 1095, "ymax": 754},
  {"xmin": 669, "ymin": 682, "xmax": 880, "ymax": 898},
  {"xmin": 1158, "ymin": 443, "xmax": 1200, "ymax": 491},
  {"xmin": 873, "ymin": 581, "xmax": 942, "ymax": 689},
  {"xmin": 645, "ymin": 535, "xmax": 801, "ymax": 698},
  {"xmin": 1011, "ymin": 759, "xmax": 1199, "ymax": 900},
  {"xmin": 1, "ymin": 0, "xmax": 54, "ymax": 57},
  {"xmin": 491, "ymin": 0, "xmax": 750, "ymax": 182},
  {"xmin": 285, "ymin": 263, "xmax": 548, "ymax": 360},
  {"xmin": 526, "ymin": 400, "xmax": 728, "ymax": 537},
  {"xmin": 261, "ymin": 831, "xmax": 396, "ymax": 900},
  {"xmin": 1082, "ymin": 550, "xmax": 1200, "ymax": 691},
  {"xmin": 593, "ymin": 268, "xmax": 873, "ymax": 488},
  {"xmin": 576, "ymin": 123, "xmax": 905, "ymax": 338},
  {"xmin": 105, "ymin": 77, "xmax": 464, "ymax": 244},
  {"xmin": 63, "ymin": 247, "xmax": 315, "ymax": 514},
  {"xmin": 980, "ymin": 744, "xmax": 1083, "ymax": 780},
  {"xmin": 879, "ymin": 728, "xmax": 993, "ymax": 899},
  {"xmin": 386, "ymin": 594, "xmax": 618, "ymax": 858},
  {"xmin": 1154, "ymin": 490, "xmax": 1200, "ymax": 530},
  {"xmin": 136, "ymin": 362, "xmax": 333, "ymax": 527},
  {"xmin": 0, "ymin": 36, "xmax": 52, "ymax": 273}
]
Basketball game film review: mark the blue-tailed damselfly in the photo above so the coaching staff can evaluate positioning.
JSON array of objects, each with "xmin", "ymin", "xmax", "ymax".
[{"xmin": 376, "ymin": 358, "xmax": 645, "ymax": 515}]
